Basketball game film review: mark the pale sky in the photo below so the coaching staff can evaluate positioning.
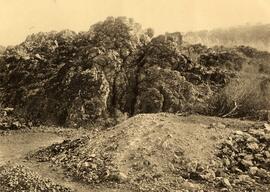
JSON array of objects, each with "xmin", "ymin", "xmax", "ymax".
[{"xmin": 0, "ymin": 0, "xmax": 270, "ymax": 46}]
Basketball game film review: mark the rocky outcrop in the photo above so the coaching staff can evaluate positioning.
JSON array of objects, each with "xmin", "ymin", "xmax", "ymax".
[
  {"xmin": 0, "ymin": 17, "xmax": 151, "ymax": 126},
  {"xmin": 0, "ymin": 17, "xmax": 269, "ymax": 127}
]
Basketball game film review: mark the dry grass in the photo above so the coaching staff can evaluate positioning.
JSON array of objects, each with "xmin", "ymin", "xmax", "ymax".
[{"xmin": 209, "ymin": 70, "xmax": 270, "ymax": 118}]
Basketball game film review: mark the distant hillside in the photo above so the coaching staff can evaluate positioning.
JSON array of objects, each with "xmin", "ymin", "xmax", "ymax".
[{"xmin": 184, "ymin": 24, "xmax": 270, "ymax": 52}]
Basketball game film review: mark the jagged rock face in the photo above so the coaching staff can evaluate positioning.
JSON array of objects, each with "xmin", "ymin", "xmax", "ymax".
[
  {"xmin": 70, "ymin": 17, "xmax": 152, "ymax": 125},
  {"xmin": 134, "ymin": 35, "xmax": 212, "ymax": 114},
  {"xmin": 0, "ymin": 30, "xmax": 79, "ymax": 125},
  {"xmin": 135, "ymin": 67, "xmax": 198, "ymax": 113},
  {"xmin": 0, "ymin": 17, "xmax": 152, "ymax": 126},
  {"xmin": 64, "ymin": 67, "xmax": 110, "ymax": 126},
  {"xmin": 1, "ymin": 17, "xmax": 269, "ymax": 126}
]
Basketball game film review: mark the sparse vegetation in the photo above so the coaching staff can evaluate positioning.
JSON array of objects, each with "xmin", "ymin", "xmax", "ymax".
[
  {"xmin": 1, "ymin": 17, "xmax": 270, "ymax": 127},
  {"xmin": 209, "ymin": 72, "xmax": 270, "ymax": 118},
  {"xmin": 1, "ymin": 17, "xmax": 270, "ymax": 192}
]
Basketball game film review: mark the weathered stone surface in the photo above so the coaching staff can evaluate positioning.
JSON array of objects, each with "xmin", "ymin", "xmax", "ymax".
[{"xmin": 0, "ymin": 17, "xmax": 269, "ymax": 127}]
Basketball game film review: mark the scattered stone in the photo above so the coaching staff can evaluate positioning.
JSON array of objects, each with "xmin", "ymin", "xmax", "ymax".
[
  {"xmin": 241, "ymin": 159, "xmax": 253, "ymax": 167},
  {"xmin": 181, "ymin": 181, "xmax": 196, "ymax": 189},
  {"xmin": 216, "ymin": 122, "xmax": 226, "ymax": 129},
  {"xmin": 265, "ymin": 151, "xmax": 270, "ymax": 158},
  {"xmin": 0, "ymin": 164, "xmax": 72, "ymax": 192},
  {"xmin": 264, "ymin": 123, "xmax": 270, "ymax": 132},
  {"xmin": 216, "ymin": 124, "xmax": 270, "ymax": 190},
  {"xmin": 247, "ymin": 142, "xmax": 259, "ymax": 151},
  {"xmin": 222, "ymin": 178, "xmax": 232, "ymax": 188},
  {"xmin": 248, "ymin": 167, "xmax": 258, "ymax": 175},
  {"xmin": 238, "ymin": 174, "xmax": 253, "ymax": 183},
  {"xmin": 234, "ymin": 130, "xmax": 244, "ymax": 135}
]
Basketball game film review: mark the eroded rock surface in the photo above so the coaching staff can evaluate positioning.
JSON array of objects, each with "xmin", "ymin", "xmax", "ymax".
[{"xmin": 0, "ymin": 17, "xmax": 269, "ymax": 127}]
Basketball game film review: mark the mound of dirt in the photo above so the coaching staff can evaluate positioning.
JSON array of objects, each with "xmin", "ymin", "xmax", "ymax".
[
  {"xmin": 30, "ymin": 113, "xmax": 237, "ymax": 191},
  {"xmin": 0, "ymin": 164, "xmax": 72, "ymax": 192}
]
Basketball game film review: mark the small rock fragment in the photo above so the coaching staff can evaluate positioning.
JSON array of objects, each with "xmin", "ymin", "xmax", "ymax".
[
  {"xmin": 222, "ymin": 178, "xmax": 232, "ymax": 188},
  {"xmin": 247, "ymin": 142, "xmax": 259, "ymax": 151},
  {"xmin": 248, "ymin": 167, "xmax": 258, "ymax": 175}
]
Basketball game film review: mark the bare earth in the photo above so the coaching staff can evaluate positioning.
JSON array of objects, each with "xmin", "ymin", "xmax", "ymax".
[{"xmin": 0, "ymin": 113, "xmax": 261, "ymax": 191}]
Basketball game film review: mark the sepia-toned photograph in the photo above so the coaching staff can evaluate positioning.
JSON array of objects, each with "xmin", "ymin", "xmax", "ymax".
[{"xmin": 0, "ymin": 0, "xmax": 270, "ymax": 191}]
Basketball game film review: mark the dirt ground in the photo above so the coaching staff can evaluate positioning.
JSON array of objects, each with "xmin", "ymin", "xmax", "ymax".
[{"xmin": 0, "ymin": 113, "xmax": 266, "ymax": 191}]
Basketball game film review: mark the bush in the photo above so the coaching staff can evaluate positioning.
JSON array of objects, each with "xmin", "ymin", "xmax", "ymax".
[{"xmin": 209, "ymin": 72, "xmax": 270, "ymax": 118}]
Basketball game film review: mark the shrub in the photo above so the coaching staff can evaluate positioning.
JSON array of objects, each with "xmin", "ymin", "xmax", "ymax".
[{"xmin": 209, "ymin": 72, "xmax": 270, "ymax": 118}]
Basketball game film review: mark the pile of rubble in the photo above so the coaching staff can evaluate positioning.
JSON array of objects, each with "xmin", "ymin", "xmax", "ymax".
[
  {"xmin": 29, "ymin": 113, "xmax": 237, "ymax": 191},
  {"xmin": 155, "ymin": 123, "xmax": 270, "ymax": 191},
  {"xmin": 28, "ymin": 113, "xmax": 270, "ymax": 191},
  {"xmin": 0, "ymin": 164, "xmax": 72, "ymax": 192},
  {"xmin": 31, "ymin": 135, "xmax": 131, "ymax": 185},
  {"xmin": 29, "ymin": 136, "xmax": 106, "ymax": 184},
  {"xmin": 215, "ymin": 123, "xmax": 270, "ymax": 191}
]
